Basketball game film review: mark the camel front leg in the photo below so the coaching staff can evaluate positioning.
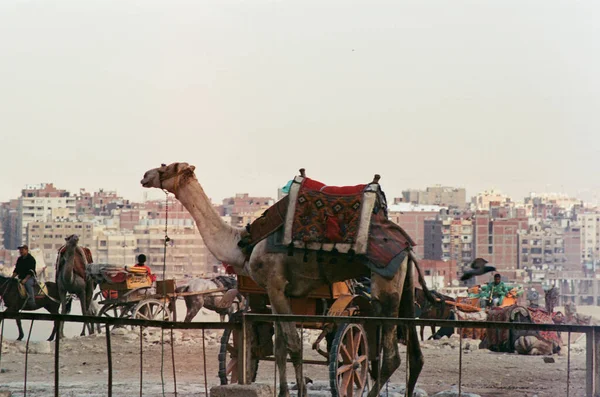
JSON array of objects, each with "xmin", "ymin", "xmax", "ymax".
[
  {"xmin": 79, "ymin": 291, "xmax": 89, "ymax": 336},
  {"xmin": 267, "ymin": 283, "xmax": 306, "ymax": 397},
  {"xmin": 58, "ymin": 288, "xmax": 68, "ymax": 339},
  {"xmin": 368, "ymin": 256, "xmax": 408, "ymax": 397}
]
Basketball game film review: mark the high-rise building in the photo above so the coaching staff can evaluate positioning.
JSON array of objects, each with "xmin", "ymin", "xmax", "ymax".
[
  {"xmin": 388, "ymin": 203, "xmax": 444, "ymax": 258},
  {"xmin": 579, "ymin": 213, "xmax": 600, "ymax": 269},
  {"xmin": 17, "ymin": 184, "xmax": 76, "ymax": 246},
  {"xmin": 517, "ymin": 225, "xmax": 567, "ymax": 270},
  {"xmin": 472, "ymin": 212, "xmax": 528, "ymax": 279},
  {"xmin": 424, "ymin": 216, "xmax": 473, "ymax": 265}
]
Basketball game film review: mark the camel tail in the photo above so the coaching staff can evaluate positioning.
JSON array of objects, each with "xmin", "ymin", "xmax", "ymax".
[{"xmin": 408, "ymin": 250, "xmax": 436, "ymax": 304}]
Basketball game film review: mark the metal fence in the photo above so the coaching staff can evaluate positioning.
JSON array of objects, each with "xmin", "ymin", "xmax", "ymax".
[{"xmin": 0, "ymin": 311, "xmax": 598, "ymax": 397}]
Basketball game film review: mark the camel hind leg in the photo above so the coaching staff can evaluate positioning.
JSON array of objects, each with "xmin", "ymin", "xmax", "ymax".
[
  {"xmin": 399, "ymin": 257, "xmax": 424, "ymax": 397},
  {"xmin": 367, "ymin": 254, "xmax": 408, "ymax": 397}
]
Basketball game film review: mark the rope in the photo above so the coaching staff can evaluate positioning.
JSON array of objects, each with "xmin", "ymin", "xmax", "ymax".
[
  {"xmin": 139, "ymin": 326, "xmax": 143, "ymax": 397},
  {"xmin": 567, "ymin": 331, "xmax": 571, "ymax": 397},
  {"xmin": 458, "ymin": 328, "xmax": 463, "ymax": 397},
  {"xmin": 202, "ymin": 329, "xmax": 208, "ymax": 396},
  {"xmin": 160, "ymin": 190, "xmax": 170, "ymax": 397}
]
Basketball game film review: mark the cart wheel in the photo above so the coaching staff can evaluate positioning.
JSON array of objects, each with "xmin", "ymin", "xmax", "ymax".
[
  {"xmin": 98, "ymin": 303, "xmax": 133, "ymax": 333},
  {"xmin": 133, "ymin": 299, "xmax": 170, "ymax": 322},
  {"xmin": 218, "ymin": 327, "xmax": 259, "ymax": 385},
  {"xmin": 329, "ymin": 323, "xmax": 369, "ymax": 397}
]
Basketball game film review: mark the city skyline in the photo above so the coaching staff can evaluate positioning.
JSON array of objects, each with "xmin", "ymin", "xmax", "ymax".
[
  {"xmin": 1, "ymin": 1, "xmax": 599, "ymax": 206},
  {"xmin": 0, "ymin": 179, "xmax": 596, "ymax": 208}
]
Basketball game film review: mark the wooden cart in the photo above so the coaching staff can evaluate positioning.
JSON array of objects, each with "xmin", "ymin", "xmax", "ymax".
[
  {"xmin": 95, "ymin": 267, "xmax": 228, "ymax": 326},
  {"xmin": 218, "ymin": 275, "xmax": 376, "ymax": 397}
]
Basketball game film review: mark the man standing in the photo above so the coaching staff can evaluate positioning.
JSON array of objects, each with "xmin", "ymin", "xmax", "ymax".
[{"xmin": 12, "ymin": 244, "xmax": 37, "ymax": 309}]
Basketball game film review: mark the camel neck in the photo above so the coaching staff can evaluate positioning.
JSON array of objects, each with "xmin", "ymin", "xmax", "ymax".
[{"xmin": 174, "ymin": 180, "xmax": 246, "ymax": 269}]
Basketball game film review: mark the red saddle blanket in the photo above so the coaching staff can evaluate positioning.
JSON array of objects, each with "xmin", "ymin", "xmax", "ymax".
[
  {"xmin": 56, "ymin": 246, "xmax": 94, "ymax": 281},
  {"xmin": 291, "ymin": 178, "xmax": 367, "ymax": 245},
  {"xmin": 246, "ymin": 174, "xmax": 414, "ymax": 278}
]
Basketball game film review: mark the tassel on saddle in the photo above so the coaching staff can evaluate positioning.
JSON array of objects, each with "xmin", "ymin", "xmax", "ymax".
[
  {"xmin": 303, "ymin": 243, "xmax": 309, "ymax": 263},
  {"xmin": 317, "ymin": 245, "xmax": 325, "ymax": 264},
  {"xmin": 329, "ymin": 245, "xmax": 339, "ymax": 265},
  {"xmin": 347, "ymin": 248, "xmax": 356, "ymax": 264}
]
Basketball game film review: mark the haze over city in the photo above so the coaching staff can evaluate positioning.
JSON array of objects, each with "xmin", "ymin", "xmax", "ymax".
[{"xmin": 1, "ymin": 1, "xmax": 599, "ymax": 205}]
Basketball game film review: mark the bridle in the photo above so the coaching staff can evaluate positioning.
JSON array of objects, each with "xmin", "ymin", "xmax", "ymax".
[{"xmin": 157, "ymin": 164, "xmax": 190, "ymax": 196}]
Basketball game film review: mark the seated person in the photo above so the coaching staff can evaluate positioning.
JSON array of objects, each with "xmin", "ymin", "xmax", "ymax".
[
  {"xmin": 479, "ymin": 273, "xmax": 509, "ymax": 307},
  {"xmin": 134, "ymin": 254, "xmax": 156, "ymax": 282}
]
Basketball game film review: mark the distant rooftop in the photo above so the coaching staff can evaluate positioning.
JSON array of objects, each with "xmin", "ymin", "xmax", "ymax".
[{"xmin": 388, "ymin": 203, "xmax": 446, "ymax": 212}]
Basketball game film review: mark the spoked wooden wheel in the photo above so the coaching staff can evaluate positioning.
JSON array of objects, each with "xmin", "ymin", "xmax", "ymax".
[
  {"xmin": 98, "ymin": 303, "xmax": 134, "ymax": 332},
  {"xmin": 218, "ymin": 327, "xmax": 259, "ymax": 385},
  {"xmin": 132, "ymin": 299, "xmax": 170, "ymax": 322},
  {"xmin": 329, "ymin": 323, "xmax": 369, "ymax": 397}
]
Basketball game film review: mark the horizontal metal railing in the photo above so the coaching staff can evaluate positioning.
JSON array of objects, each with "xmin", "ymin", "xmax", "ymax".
[{"xmin": 0, "ymin": 311, "xmax": 598, "ymax": 396}]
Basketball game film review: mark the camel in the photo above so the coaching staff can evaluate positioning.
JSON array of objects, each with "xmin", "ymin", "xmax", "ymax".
[
  {"xmin": 141, "ymin": 162, "xmax": 431, "ymax": 397},
  {"xmin": 56, "ymin": 234, "xmax": 95, "ymax": 338}
]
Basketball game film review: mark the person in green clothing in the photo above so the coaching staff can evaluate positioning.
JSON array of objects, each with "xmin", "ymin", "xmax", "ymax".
[{"xmin": 480, "ymin": 273, "xmax": 510, "ymax": 308}]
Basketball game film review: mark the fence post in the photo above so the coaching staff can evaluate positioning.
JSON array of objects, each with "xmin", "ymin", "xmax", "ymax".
[
  {"xmin": 54, "ymin": 321, "xmax": 60, "ymax": 397},
  {"xmin": 587, "ymin": 329, "xmax": 597, "ymax": 397},
  {"xmin": 237, "ymin": 314, "xmax": 248, "ymax": 384},
  {"xmin": 596, "ymin": 327, "xmax": 600, "ymax": 397}
]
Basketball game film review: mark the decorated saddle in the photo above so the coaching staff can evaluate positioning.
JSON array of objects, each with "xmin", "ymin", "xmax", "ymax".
[
  {"xmin": 56, "ymin": 245, "xmax": 94, "ymax": 281},
  {"xmin": 243, "ymin": 170, "xmax": 415, "ymax": 279},
  {"xmin": 18, "ymin": 281, "xmax": 49, "ymax": 299}
]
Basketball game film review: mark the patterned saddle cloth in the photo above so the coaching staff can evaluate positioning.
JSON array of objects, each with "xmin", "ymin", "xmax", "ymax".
[
  {"xmin": 282, "ymin": 176, "xmax": 382, "ymax": 254},
  {"xmin": 18, "ymin": 281, "xmax": 49, "ymax": 298},
  {"xmin": 243, "ymin": 172, "xmax": 415, "ymax": 279}
]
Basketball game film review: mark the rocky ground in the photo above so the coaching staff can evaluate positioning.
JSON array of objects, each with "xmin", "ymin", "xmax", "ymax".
[{"xmin": 0, "ymin": 324, "xmax": 588, "ymax": 397}]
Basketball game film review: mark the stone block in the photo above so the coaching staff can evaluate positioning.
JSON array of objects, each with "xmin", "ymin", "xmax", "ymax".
[
  {"xmin": 211, "ymin": 384, "xmax": 273, "ymax": 397},
  {"xmin": 0, "ymin": 391, "xmax": 11, "ymax": 397},
  {"xmin": 432, "ymin": 386, "xmax": 480, "ymax": 397}
]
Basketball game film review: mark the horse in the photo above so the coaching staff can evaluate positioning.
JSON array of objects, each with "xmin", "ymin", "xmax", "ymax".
[
  {"xmin": 167, "ymin": 276, "xmax": 243, "ymax": 322},
  {"xmin": 0, "ymin": 275, "xmax": 64, "ymax": 341},
  {"xmin": 415, "ymin": 288, "xmax": 456, "ymax": 341}
]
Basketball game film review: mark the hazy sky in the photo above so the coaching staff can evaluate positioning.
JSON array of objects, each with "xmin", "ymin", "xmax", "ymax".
[{"xmin": 1, "ymin": 1, "xmax": 598, "ymax": 205}]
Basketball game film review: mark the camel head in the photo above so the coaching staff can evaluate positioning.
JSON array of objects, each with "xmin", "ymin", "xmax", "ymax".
[
  {"xmin": 65, "ymin": 234, "xmax": 79, "ymax": 247},
  {"xmin": 140, "ymin": 162, "xmax": 197, "ymax": 194}
]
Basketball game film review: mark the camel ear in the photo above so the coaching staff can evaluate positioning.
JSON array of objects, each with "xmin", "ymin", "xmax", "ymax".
[{"xmin": 189, "ymin": 165, "xmax": 195, "ymax": 172}]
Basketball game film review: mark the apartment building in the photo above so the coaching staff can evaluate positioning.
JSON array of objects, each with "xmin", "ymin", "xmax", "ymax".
[
  {"xmin": 26, "ymin": 221, "xmax": 94, "ymax": 272},
  {"xmin": 388, "ymin": 203, "xmax": 443, "ymax": 258},
  {"xmin": 424, "ymin": 216, "xmax": 473, "ymax": 265},
  {"xmin": 401, "ymin": 186, "xmax": 466, "ymax": 208},
  {"xmin": 579, "ymin": 213, "xmax": 600, "ymax": 268},
  {"xmin": 133, "ymin": 224, "xmax": 216, "ymax": 279},
  {"xmin": 517, "ymin": 224, "xmax": 566, "ymax": 270},
  {"xmin": 17, "ymin": 184, "xmax": 76, "ymax": 246}
]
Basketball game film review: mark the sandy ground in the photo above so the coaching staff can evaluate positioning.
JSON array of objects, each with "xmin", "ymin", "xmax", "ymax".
[{"xmin": 0, "ymin": 304, "xmax": 596, "ymax": 397}]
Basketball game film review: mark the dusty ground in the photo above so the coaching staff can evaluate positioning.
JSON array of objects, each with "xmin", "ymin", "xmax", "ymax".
[
  {"xmin": 1, "ymin": 302, "xmax": 597, "ymax": 396},
  {"xmin": 0, "ymin": 323, "xmax": 588, "ymax": 397}
]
